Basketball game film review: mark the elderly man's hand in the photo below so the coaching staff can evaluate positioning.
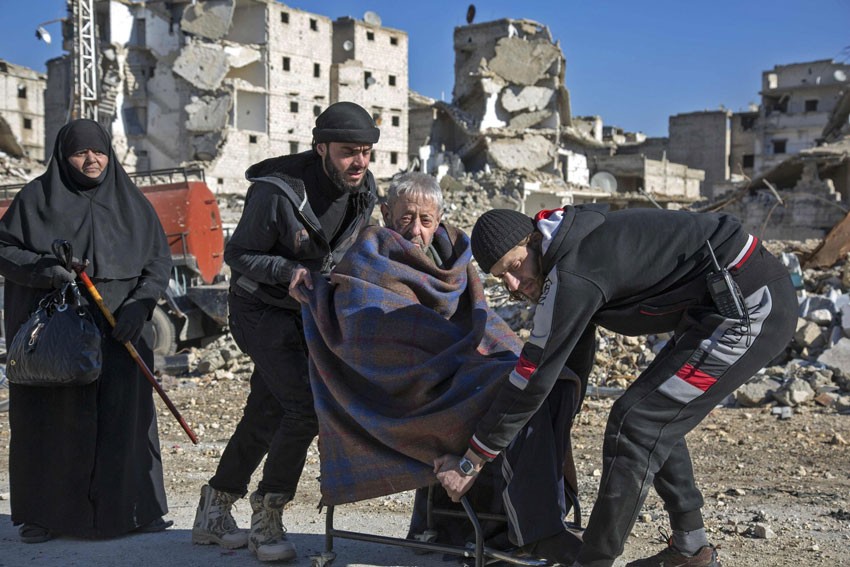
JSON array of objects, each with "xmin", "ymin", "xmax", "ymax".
[
  {"xmin": 289, "ymin": 265, "xmax": 314, "ymax": 303},
  {"xmin": 434, "ymin": 454, "xmax": 477, "ymax": 502}
]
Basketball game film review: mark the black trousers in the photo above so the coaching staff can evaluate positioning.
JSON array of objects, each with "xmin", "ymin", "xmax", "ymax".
[
  {"xmin": 209, "ymin": 292, "xmax": 318, "ymax": 498},
  {"xmin": 576, "ymin": 274, "xmax": 798, "ymax": 566},
  {"xmin": 410, "ymin": 379, "xmax": 580, "ymax": 549}
]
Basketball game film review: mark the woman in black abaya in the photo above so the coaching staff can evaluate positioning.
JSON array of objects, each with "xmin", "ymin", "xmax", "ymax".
[{"xmin": 0, "ymin": 119, "xmax": 172, "ymax": 542}]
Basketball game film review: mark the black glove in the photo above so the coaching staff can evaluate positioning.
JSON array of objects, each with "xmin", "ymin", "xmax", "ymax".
[
  {"xmin": 112, "ymin": 301, "xmax": 150, "ymax": 344},
  {"xmin": 48, "ymin": 265, "xmax": 76, "ymax": 289}
]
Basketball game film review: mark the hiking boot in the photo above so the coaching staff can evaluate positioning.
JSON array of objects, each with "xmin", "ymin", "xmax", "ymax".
[
  {"xmin": 626, "ymin": 543, "xmax": 721, "ymax": 566},
  {"xmin": 248, "ymin": 491, "xmax": 297, "ymax": 562},
  {"xmin": 192, "ymin": 484, "xmax": 249, "ymax": 549}
]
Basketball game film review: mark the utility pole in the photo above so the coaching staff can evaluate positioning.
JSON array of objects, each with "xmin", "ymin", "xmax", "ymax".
[{"xmin": 74, "ymin": 0, "xmax": 98, "ymax": 120}]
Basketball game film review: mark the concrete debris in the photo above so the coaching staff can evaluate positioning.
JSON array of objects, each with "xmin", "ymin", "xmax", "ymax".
[
  {"xmin": 501, "ymin": 86, "xmax": 555, "ymax": 114},
  {"xmin": 805, "ymin": 210, "xmax": 850, "ymax": 269},
  {"xmin": 488, "ymin": 36, "xmax": 562, "ymax": 86},
  {"xmin": 751, "ymin": 523, "xmax": 777, "ymax": 539},
  {"xmin": 181, "ymin": 0, "xmax": 235, "ymax": 41},
  {"xmin": 172, "ymin": 43, "xmax": 230, "ymax": 91},
  {"xmin": 772, "ymin": 377, "xmax": 815, "ymax": 407},
  {"xmin": 817, "ymin": 337, "xmax": 850, "ymax": 374},
  {"xmin": 735, "ymin": 376, "xmax": 783, "ymax": 407},
  {"xmin": 185, "ymin": 95, "xmax": 232, "ymax": 133},
  {"xmin": 771, "ymin": 406, "xmax": 794, "ymax": 420}
]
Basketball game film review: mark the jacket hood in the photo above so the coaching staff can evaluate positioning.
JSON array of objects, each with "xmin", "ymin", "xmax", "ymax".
[
  {"xmin": 539, "ymin": 205, "xmax": 607, "ymax": 274},
  {"xmin": 245, "ymin": 149, "xmax": 318, "ymax": 181}
]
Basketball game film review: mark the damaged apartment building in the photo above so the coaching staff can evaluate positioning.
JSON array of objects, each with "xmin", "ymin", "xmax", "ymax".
[
  {"xmin": 0, "ymin": 59, "xmax": 46, "ymax": 161},
  {"xmin": 624, "ymin": 59, "xmax": 850, "ymax": 240},
  {"xmin": 45, "ymin": 0, "xmax": 409, "ymax": 192},
  {"xmin": 409, "ymin": 18, "xmax": 702, "ymax": 212}
]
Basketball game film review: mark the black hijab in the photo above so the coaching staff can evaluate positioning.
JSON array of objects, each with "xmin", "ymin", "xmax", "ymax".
[{"xmin": 0, "ymin": 119, "xmax": 164, "ymax": 279}]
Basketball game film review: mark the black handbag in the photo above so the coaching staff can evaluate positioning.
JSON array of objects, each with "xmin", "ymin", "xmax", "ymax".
[{"xmin": 7, "ymin": 282, "xmax": 103, "ymax": 387}]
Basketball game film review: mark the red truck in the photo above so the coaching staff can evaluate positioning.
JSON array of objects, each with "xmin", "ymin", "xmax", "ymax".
[{"xmin": 0, "ymin": 167, "xmax": 229, "ymax": 358}]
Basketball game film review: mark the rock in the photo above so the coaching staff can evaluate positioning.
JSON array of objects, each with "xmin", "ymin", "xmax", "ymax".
[
  {"xmin": 772, "ymin": 377, "xmax": 815, "ymax": 406},
  {"xmin": 735, "ymin": 376, "xmax": 783, "ymax": 407},
  {"xmin": 817, "ymin": 337, "xmax": 850, "ymax": 372},
  {"xmin": 807, "ymin": 308, "xmax": 834, "ymax": 325},
  {"xmin": 752, "ymin": 523, "xmax": 776, "ymax": 539},
  {"xmin": 829, "ymin": 433, "xmax": 847, "ymax": 445},
  {"xmin": 794, "ymin": 320, "xmax": 826, "ymax": 349}
]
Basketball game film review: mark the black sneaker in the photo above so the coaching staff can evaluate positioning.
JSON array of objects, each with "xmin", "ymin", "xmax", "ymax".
[{"xmin": 626, "ymin": 543, "xmax": 720, "ymax": 566}]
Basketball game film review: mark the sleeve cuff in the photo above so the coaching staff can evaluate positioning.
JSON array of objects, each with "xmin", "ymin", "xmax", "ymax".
[{"xmin": 468, "ymin": 435, "xmax": 500, "ymax": 462}]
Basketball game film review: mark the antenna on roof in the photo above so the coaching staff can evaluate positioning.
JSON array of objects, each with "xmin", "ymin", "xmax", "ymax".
[{"xmin": 363, "ymin": 10, "xmax": 382, "ymax": 26}]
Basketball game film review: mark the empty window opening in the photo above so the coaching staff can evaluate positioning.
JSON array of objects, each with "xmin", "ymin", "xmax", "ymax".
[
  {"xmin": 290, "ymin": 101, "xmax": 299, "ymax": 113},
  {"xmin": 313, "ymin": 105, "xmax": 322, "ymax": 117},
  {"xmin": 249, "ymin": 135, "xmax": 258, "ymax": 144},
  {"xmin": 390, "ymin": 152, "xmax": 398, "ymax": 165},
  {"xmin": 740, "ymin": 115, "xmax": 757, "ymax": 131},
  {"xmin": 282, "ymin": 57, "xmax": 291, "ymax": 71},
  {"xmin": 17, "ymin": 85, "xmax": 26, "ymax": 99},
  {"xmin": 23, "ymin": 117, "xmax": 32, "ymax": 130},
  {"xmin": 217, "ymin": 178, "xmax": 224, "ymax": 185},
  {"xmin": 391, "ymin": 115, "xmax": 400, "ymax": 127},
  {"xmin": 805, "ymin": 99, "xmax": 819, "ymax": 112},
  {"xmin": 289, "ymin": 141, "xmax": 299, "ymax": 154},
  {"xmin": 366, "ymin": 31, "xmax": 375, "ymax": 41},
  {"xmin": 390, "ymin": 36, "xmax": 398, "ymax": 45},
  {"xmin": 309, "ymin": 19, "xmax": 318, "ymax": 31},
  {"xmin": 388, "ymin": 74, "xmax": 397, "ymax": 86},
  {"xmin": 313, "ymin": 63, "xmax": 321, "ymax": 78},
  {"xmin": 772, "ymin": 140, "xmax": 787, "ymax": 154},
  {"xmin": 280, "ymin": 11, "xmax": 289, "ymax": 23},
  {"xmin": 364, "ymin": 71, "xmax": 373, "ymax": 89},
  {"xmin": 742, "ymin": 154, "xmax": 754, "ymax": 168}
]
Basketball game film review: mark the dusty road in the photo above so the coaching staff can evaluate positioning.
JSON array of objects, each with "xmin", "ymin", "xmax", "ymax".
[{"xmin": 1, "ymin": 375, "xmax": 849, "ymax": 567}]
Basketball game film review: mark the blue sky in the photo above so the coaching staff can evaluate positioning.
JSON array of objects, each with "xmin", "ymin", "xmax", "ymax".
[{"xmin": 3, "ymin": 0, "xmax": 848, "ymax": 137}]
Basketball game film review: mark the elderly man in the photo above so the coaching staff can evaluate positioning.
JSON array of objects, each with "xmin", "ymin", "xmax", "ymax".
[{"xmin": 298, "ymin": 172, "xmax": 583, "ymax": 563}]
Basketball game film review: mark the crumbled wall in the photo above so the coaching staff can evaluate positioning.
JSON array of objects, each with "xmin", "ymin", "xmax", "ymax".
[
  {"xmin": 442, "ymin": 19, "xmax": 570, "ymax": 174},
  {"xmin": 0, "ymin": 60, "xmax": 46, "ymax": 160}
]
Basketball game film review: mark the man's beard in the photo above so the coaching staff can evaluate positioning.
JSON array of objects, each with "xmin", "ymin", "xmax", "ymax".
[{"xmin": 323, "ymin": 152, "xmax": 364, "ymax": 191}]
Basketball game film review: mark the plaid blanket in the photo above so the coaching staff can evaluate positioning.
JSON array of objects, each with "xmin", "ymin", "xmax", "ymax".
[{"xmin": 302, "ymin": 224, "xmax": 522, "ymax": 505}]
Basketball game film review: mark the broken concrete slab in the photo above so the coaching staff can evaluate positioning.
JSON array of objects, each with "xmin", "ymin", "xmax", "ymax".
[
  {"xmin": 224, "ymin": 45, "xmax": 261, "ymax": 69},
  {"xmin": 173, "ymin": 43, "xmax": 229, "ymax": 91},
  {"xmin": 508, "ymin": 110, "xmax": 552, "ymax": 130},
  {"xmin": 181, "ymin": 0, "xmax": 235, "ymax": 41},
  {"xmin": 486, "ymin": 134, "xmax": 553, "ymax": 171},
  {"xmin": 185, "ymin": 94, "xmax": 232, "ymax": 133},
  {"xmin": 501, "ymin": 85, "xmax": 555, "ymax": 113},
  {"xmin": 488, "ymin": 36, "xmax": 561, "ymax": 86}
]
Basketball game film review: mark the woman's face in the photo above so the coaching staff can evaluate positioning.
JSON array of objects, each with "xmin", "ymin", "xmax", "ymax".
[{"xmin": 67, "ymin": 148, "xmax": 108, "ymax": 179}]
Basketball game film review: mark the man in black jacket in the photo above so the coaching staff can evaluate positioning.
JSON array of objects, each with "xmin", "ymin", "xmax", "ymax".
[
  {"xmin": 437, "ymin": 207, "xmax": 797, "ymax": 567},
  {"xmin": 192, "ymin": 102, "xmax": 379, "ymax": 563}
]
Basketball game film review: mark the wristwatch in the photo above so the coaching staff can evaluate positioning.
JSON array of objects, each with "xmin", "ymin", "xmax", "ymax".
[{"xmin": 458, "ymin": 456, "xmax": 479, "ymax": 477}]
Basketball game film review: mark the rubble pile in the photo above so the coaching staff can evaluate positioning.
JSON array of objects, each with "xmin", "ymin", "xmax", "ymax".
[
  {"xmin": 182, "ymin": 180, "xmax": 850, "ymax": 417},
  {"xmin": 0, "ymin": 152, "xmax": 44, "ymax": 188}
]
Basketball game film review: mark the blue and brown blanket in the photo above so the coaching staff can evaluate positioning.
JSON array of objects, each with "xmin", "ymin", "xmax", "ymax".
[{"xmin": 302, "ymin": 224, "xmax": 523, "ymax": 505}]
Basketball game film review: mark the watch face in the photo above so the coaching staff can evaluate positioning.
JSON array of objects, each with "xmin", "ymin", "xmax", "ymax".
[{"xmin": 459, "ymin": 457, "xmax": 475, "ymax": 476}]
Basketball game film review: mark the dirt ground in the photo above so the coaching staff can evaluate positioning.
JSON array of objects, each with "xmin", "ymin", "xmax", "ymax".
[{"xmin": 1, "ymin": 372, "xmax": 848, "ymax": 567}]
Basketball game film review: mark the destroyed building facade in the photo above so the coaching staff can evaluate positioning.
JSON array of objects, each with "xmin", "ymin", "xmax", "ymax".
[
  {"xmin": 44, "ymin": 0, "xmax": 408, "ymax": 193},
  {"xmin": 411, "ymin": 18, "xmax": 702, "ymax": 212},
  {"xmin": 0, "ymin": 59, "xmax": 46, "ymax": 161}
]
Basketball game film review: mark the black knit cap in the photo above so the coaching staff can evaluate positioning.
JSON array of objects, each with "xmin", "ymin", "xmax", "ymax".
[
  {"xmin": 471, "ymin": 209, "xmax": 536, "ymax": 273},
  {"xmin": 313, "ymin": 102, "xmax": 380, "ymax": 144}
]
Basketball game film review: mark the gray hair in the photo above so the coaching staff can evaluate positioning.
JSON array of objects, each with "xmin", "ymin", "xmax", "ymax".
[{"xmin": 385, "ymin": 172, "xmax": 443, "ymax": 217}]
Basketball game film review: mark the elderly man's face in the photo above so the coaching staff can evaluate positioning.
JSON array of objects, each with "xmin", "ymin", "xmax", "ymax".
[{"xmin": 382, "ymin": 194, "xmax": 441, "ymax": 251}]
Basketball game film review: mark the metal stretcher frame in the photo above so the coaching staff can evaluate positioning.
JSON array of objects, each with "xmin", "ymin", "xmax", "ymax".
[{"xmin": 311, "ymin": 485, "xmax": 552, "ymax": 567}]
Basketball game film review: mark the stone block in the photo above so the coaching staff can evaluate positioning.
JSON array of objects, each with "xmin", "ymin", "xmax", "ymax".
[
  {"xmin": 817, "ymin": 337, "xmax": 850, "ymax": 373},
  {"xmin": 734, "ymin": 376, "xmax": 782, "ymax": 407},
  {"xmin": 794, "ymin": 320, "xmax": 826, "ymax": 349},
  {"xmin": 772, "ymin": 377, "xmax": 815, "ymax": 406}
]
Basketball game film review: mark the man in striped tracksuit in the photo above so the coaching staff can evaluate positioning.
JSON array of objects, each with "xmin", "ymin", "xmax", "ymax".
[{"xmin": 435, "ymin": 206, "xmax": 797, "ymax": 567}]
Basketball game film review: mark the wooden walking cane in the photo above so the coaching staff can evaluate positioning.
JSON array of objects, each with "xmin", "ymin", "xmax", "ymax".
[{"xmin": 52, "ymin": 240, "xmax": 199, "ymax": 444}]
